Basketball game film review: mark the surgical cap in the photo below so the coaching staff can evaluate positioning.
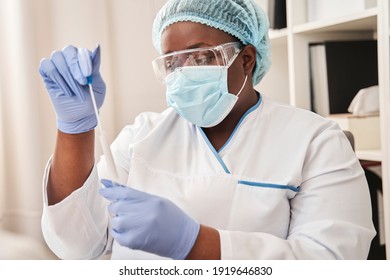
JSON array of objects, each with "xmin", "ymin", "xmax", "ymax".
[{"xmin": 152, "ymin": 0, "xmax": 271, "ymax": 85}]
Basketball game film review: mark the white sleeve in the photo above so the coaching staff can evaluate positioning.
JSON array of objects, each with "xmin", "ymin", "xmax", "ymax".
[
  {"xmin": 40, "ymin": 113, "xmax": 162, "ymax": 259},
  {"xmin": 41, "ymin": 159, "xmax": 111, "ymax": 260},
  {"xmin": 219, "ymin": 127, "xmax": 376, "ymax": 259}
]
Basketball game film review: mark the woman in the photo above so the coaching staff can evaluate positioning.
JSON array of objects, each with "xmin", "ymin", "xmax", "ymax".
[{"xmin": 39, "ymin": 0, "xmax": 375, "ymax": 259}]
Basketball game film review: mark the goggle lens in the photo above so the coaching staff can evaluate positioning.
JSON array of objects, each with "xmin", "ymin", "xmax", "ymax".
[{"xmin": 152, "ymin": 42, "xmax": 242, "ymax": 82}]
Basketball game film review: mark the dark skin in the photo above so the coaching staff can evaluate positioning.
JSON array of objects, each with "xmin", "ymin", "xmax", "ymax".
[
  {"xmin": 162, "ymin": 22, "xmax": 258, "ymax": 151},
  {"xmin": 47, "ymin": 21, "xmax": 258, "ymax": 260}
]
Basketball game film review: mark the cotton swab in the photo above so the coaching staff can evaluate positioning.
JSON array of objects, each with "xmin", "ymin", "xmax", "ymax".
[{"xmin": 78, "ymin": 47, "xmax": 119, "ymax": 181}]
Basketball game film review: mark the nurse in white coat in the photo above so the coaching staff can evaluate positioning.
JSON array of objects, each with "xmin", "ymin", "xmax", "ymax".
[{"xmin": 39, "ymin": 0, "xmax": 375, "ymax": 260}]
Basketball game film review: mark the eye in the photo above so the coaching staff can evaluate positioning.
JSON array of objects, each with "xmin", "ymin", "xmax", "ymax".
[
  {"xmin": 192, "ymin": 52, "xmax": 216, "ymax": 65},
  {"xmin": 165, "ymin": 57, "xmax": 180, "ymax": 72}
]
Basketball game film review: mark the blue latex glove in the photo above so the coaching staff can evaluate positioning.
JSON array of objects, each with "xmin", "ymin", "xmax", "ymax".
[
  {"xmin": 99, "ymin": 179, "xmax": 200, "ymax": 260},
  {"xmin": 39, "ymin": 45, "xmax": 106, "ymax": 134}
]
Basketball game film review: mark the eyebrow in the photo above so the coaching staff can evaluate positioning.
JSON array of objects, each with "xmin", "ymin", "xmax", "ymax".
[{"xmin": 164, "ymin": 42, "xmax": 213, "ymax": 54}]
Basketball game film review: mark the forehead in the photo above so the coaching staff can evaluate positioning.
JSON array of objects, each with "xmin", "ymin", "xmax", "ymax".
[{"xmin": 161, "ymin": 21, "xmax": 237, "ymax": 54}]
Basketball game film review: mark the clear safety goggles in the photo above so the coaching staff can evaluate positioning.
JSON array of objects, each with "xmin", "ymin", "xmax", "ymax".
[{"xmin": 152, "ymin": 41, "xmax": 243, "ymax": 82}]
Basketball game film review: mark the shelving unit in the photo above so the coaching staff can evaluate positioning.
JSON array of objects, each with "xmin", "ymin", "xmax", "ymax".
[
  {"xmin": 257, "ymin": 0, "xmax": 390, "ymax": 259},
  {"xmin": 356, "ymin": 149, "xmax": 383, "ymax": 162}
]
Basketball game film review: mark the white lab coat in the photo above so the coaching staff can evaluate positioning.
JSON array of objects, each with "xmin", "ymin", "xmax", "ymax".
[{"xmin": 41, "ymin": 96, "xmax": 375, "ymax": 259}]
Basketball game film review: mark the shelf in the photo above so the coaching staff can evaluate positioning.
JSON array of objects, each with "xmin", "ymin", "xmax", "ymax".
[
  {"xmin": 356, "ymin": 149, "xmax": 382, "ymax": 161},
  {"xmin": 261, "ymin": 0, "xmax": 390, "ymax": 259},
  {"xmin": 269, "ymin": 28, "xmax": 288, "ymax": 46},
  {"xmin": 269, "ymin": 28, "xmax": 288, "ymax": 40},
  {"xmin": 292, "ymin": 7, "xmax": 378, "ymax": 34}
]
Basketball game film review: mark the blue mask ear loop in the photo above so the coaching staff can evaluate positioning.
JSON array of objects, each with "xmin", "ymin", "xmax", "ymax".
[
  {"xmin": 227, "ymin": 45, "xmax": 247, "ymax": 97},
  {"xmin": 235, "ymin": 75, "xmax": 248, "ymax": 97}
]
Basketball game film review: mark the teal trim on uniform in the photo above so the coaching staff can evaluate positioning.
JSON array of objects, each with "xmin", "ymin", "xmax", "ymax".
[
  {"xmin": 218, "ymin": 94, "xmax": 262, "ymax": 152},
  {"xmin": 198, "ymin": 93, "xmax": 262, "ymax": 174},
  {"xmin": 198, "ymin": 128, "xmax": 231, "ymax": 174},
  {"xmin": 238, "ymin": 180, "xmax": 300, "ymax": 192}
]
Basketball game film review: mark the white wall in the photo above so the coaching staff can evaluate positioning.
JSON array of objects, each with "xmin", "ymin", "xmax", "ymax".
[{"xmin": 106, "ymin": 0, "xmax": 167, "ymax": 135}]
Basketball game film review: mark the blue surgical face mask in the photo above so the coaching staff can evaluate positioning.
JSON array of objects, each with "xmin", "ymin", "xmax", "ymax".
[{"xmin": 165, "ymin": 65, "xmax": 247, "ymax": 127}]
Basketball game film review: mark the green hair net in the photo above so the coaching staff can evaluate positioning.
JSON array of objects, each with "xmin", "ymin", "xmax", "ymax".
[{"xmin": 152, "ymin": 0, "xmax": 271, "ymax": 85}]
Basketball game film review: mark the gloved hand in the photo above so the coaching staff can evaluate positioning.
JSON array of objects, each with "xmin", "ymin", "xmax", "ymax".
[
  {"xmin": 99, "ymin": 179, "xmax": 200, "ymax": 260},
  {"xmin": 39, "ymin": 45, "xmax": 106, "ymax": 134}
]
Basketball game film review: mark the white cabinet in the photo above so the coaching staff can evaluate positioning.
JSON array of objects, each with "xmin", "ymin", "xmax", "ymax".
[{"xmin": 256, "ymin": 0, "xmax": 390, "ymax": 258}]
